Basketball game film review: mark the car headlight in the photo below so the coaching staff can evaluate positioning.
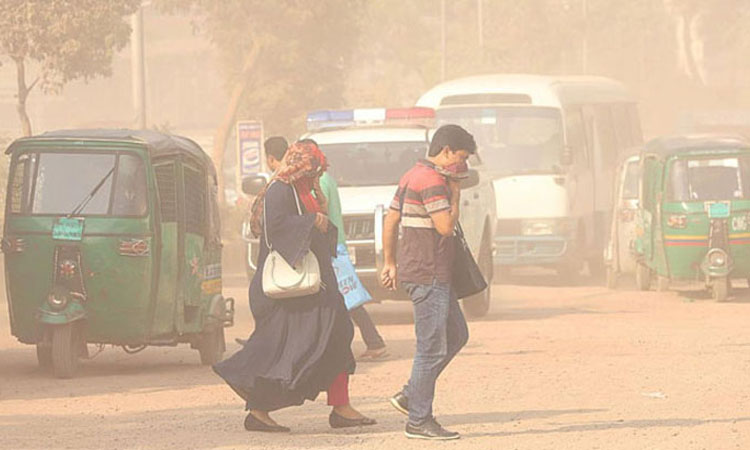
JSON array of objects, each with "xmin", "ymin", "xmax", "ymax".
[
  {"xmin": 707, "ymin": 249, "xmax": 729, "ymax": 267},
  {"xmin": 520, "ymin": 219, "xmax": 571, "ymax": 236}
]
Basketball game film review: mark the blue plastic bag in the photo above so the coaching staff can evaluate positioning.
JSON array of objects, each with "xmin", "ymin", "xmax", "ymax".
[{"xmin": 332, "ymin": 244, "xmax": 372, "ymax": 310}]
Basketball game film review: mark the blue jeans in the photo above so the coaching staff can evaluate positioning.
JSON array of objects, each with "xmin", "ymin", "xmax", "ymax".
[{"xmin": 401, "ymin": 280, "xmax": 469, "ymax": 426}]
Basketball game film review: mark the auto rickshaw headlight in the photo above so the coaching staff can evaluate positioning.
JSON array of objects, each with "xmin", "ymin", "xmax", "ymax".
[
  {"xmin": 666, "ymin": 214, "xmax": 688, "ymax": 229},
  {"xmin": 707, "ymin": 249, "xmax": 729, "ymax": 267},
  {"xmin": 47, "ymin": 292, "xmax": 69, "ymax": 311}
]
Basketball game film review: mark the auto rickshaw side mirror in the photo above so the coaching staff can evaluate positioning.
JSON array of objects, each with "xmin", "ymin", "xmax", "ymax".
[
  {"xmin": 460, "ymin": 169, "xmax": 481, "ymax": 189},
  {"xmin": 561, "ymin": 146, "xmax": 574, "ymax": 166},
  {"xmin": 241, "ymin": 174, "xmax": 269, "ymax": 196}
]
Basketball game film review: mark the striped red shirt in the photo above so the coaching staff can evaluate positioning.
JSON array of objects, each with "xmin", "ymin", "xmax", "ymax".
[{"xmin": 390, "ymin": 160, "xmax": 455, "ymax": 284}]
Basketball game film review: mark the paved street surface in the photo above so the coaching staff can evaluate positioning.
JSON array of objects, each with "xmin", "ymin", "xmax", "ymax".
[{"xmin": 2, "ymin": 272, "xmax": 750, "ymax": 449}]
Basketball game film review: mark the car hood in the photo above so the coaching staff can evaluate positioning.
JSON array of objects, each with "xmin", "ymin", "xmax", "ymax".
[
  {"xmin": 339, "ymin": 185, "xmax": 398, "ymax": 215},
  {"xmin": 493, "ymin": 175, "xmax": 568, "ymax": 219}
]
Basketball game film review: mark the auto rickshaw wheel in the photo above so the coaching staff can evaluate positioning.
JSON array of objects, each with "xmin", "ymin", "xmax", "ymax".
[
  {"xmin": 36, "ymin": 344, "xmax": 53, "ymax": 370},
  {"xmin": 463, "ymin": 234, "xmax": 493, "ymax": 318},
  {"xmin": 51, "ymin": 323, "xmax": 82, "ymax": 378},
  {"xmin": 656, "ymin": 276, "xmax": 670, "ymax": 292},
  {"xmin": 712, "ymin": 278, "xmax": 729, "ymax": 302},
  {"xmin": 635, "ymin": 263, "xmax": 651, "ymax": 291},
  {"xmin": 605, "ymin": 266, "xmax": 618, "ymax": 289},
  {"xmin": 198, "ymin": 326, "xmax": 225, "ymax": 365}
]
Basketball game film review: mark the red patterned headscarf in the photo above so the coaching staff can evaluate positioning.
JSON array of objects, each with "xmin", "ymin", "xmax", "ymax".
[{"xmin": 249, "ymin": 141, "xmax": 328, "ymax": 237}]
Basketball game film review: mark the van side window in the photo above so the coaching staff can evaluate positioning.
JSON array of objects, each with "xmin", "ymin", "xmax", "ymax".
[
  {"xmin": 628, "ymin": 104, "xmax": 643, "ymax": 144},
  {"xmin": 611, "ymin": 104, "xmax": 633, "ymax": 149},
  {"xmin": 564, "ymin": 108, "xmax": 587, "ymax": 165},
  {"xmin": 154, "ymin": 163, "xmax": 178, "ymax": 222},
  {"xmin": 594, "ymin": 105, "xmax": 618, "ymax": 168},
  {"xmin": 183, "ymin": 164, "xmax": 206, "ymax": 236}
]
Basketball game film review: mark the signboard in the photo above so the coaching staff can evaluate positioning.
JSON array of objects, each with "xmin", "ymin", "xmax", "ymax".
[{"xmin": 236, "ymin": 120, "xmax": 263, "ymax": 179}]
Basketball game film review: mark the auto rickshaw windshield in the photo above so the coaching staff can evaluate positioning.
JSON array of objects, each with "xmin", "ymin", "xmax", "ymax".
[
  {"xmin": 667, "ymin": 155, "xmax": 750, "ymax": 201},
  {"xmin": 9, "ymin": 151, "xmax": 148, "ymax": 216}
]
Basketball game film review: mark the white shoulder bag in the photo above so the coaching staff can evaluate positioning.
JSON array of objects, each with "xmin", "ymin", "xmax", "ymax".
[{"xmin": 262, "ymin": 183, "xmax": 321, "ymax": 299}]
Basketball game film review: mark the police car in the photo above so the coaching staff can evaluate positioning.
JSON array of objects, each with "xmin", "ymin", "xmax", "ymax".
[{"xmin": 243, "ymin": 107, "xmax": 497, "ymax": 316}]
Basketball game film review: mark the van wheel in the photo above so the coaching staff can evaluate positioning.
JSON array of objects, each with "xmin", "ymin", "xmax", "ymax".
[
  {"xmin": 52, "ymin": 323, "xmax": 82, "ymax": 378},
  {"xmin": 635, "ymin": 263, "xmax": 651, "ymax": 291},
  {"xmin": 588, "ymin": 257, "xmax": 606, "ymax": 280},
  {"xmin": 463, "ymin": 235, "xmax": 492, "ymax": 318},
  {"xmin": 198, "ymin": 326, "xmax": 225, "ymax": 365},
  {"xmin": 712, "ymin": 277, "xmax": 729, "ymax": 302},
  {"xmin": 605, "ymin": 267, "xmax": 618, "ymax": 289},
  {"xmin": 556, "ymin": 263, "xmax": 581, "ymax": 285}
]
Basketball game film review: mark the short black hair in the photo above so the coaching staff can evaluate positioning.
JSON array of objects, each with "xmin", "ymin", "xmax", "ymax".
[
  {"xmin": 297, "ymin": 138, "xmax": 319, "ymax": 147},
  {"xmin": 264, "ymin": 136, "xmax": 288, "ymax": 161},
  {"xmin": 428, "ymin": 124, "xmax": 476, "ymax": 156}
]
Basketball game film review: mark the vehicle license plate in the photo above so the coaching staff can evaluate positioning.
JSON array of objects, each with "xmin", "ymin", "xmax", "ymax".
[
  {"xmin": 52, "ymin": 217, "xmax": 85, "ymax": 241},
  {"xmin": 707, "ymin": 202, "xmax": 730, "ymax": 219}
]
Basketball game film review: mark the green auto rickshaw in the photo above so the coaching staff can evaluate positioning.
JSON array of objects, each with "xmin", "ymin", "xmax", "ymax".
[
  {"xmin": 3, "ymin": 130, "xmax": 234, "ymax": 377},
  {"xmin": 633, "ymin": 135, "xmax": 750, "ymax": 301}
]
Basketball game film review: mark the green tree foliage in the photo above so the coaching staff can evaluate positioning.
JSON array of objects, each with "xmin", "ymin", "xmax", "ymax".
[{"xmin": 0, "ymin": 0, "xmax": 140, "ymax": 136}]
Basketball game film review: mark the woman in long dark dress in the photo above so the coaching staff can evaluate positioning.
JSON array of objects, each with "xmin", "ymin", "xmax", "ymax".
[{"xmin": 213, "ymin": 142, "xmax": 375, "ymax": 432}]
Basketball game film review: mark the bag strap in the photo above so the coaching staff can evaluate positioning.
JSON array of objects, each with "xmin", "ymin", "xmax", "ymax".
[{"xmin": 263, "ymin": 181, "xmax": 304, "ymax": 249}]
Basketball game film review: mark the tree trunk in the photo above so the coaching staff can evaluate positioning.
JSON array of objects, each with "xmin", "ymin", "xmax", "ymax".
[
  {"xmin": 681, "ymin": 12, "xmax": 705, "ymax": 85},
  {"xmin": 13, "ymin": 57, "xmax": 35, "ymax": 137},
  {"xmin": 213, "ymin": 43, "xmax": 261, "ymax": 206}
]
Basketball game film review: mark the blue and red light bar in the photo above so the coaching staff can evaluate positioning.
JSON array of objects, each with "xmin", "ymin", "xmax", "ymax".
[{"xmin": 306, "ymin": 107, "xmax": 435, "ymax": 131}]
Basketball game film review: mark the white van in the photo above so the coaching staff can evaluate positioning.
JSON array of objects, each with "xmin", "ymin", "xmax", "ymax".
[{"xmin": 417, "ymin": 74, "xmax": 643, "ymax": 279}]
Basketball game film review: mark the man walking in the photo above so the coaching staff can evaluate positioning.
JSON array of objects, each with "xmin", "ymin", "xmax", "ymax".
[{"xmin": 381, "ymin": 124, "xmax": 476, "ymax": 440}]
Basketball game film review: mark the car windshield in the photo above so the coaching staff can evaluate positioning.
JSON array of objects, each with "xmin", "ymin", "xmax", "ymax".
[
  {"xmin": 11, "ymin": 152, "xmax": 148, "ymax": 216},
  {"xmin": 320, "ymin": 141, "xmax": 427, "ymax": 187},
  {"xmin": 621, "ymin": 160, "xmax": 640, "ymax": 199},
  {"xmin": 436, "ymin": 106, "xmax": 563, "ymax": 174},
  {"xmin": 668, "ymin": 155, "xmax": 750, "ymax": 201}
]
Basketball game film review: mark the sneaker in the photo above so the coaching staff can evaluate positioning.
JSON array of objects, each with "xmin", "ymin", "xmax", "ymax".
[
  {"xmin": 405, "ymin": 418, "xmax": 460, "ymax": 440},
  {"xmin": 389, "ymin": 391, "xmax": 408, "ymax": 416}
]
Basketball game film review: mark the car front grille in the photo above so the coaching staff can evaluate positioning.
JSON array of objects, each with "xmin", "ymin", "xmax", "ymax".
[{"xmin": 344, "ymin": 215, "xmax": 374, "ymax": 240}]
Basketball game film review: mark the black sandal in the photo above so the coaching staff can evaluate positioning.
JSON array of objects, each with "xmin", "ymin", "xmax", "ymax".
[
  {"xmin": 329, "ymin": 411, "xmax": 377, "ymax": 429},
  {"xmin": 244, "ymin": 413, "xmax": 290, "ymax": 433}
]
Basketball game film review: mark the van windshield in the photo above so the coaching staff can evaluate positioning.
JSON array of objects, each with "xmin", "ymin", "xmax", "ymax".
[
  {"xmin": 436, "ymin": 106, "xmax": 563, "ymax": 174},
  {"xmin": 668, "ymin": 156, "xmax": 750, "ymax": 201},
  {"xmin": 10, "ymin": 152, "xmax": 148, "ymax": 216},
  {"xmin": 320, "ymin": 141, "xmax": 427, "ymax": 187}
]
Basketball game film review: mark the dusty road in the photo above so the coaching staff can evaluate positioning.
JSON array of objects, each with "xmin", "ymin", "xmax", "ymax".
[{"xmin": 2, "ymin": 272, "xmax": 750, "ymax": 449}]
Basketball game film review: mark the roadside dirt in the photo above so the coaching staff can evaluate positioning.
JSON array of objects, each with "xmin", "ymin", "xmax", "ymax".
[{"xmin": 2, "ymin": 272, "xmax": 750, "ymax": 449}]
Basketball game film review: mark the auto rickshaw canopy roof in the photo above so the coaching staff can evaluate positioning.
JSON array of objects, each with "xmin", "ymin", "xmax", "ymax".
[
  {"xmin": 643, "ymin": 134, "xmax": 750, "ymax": 160},
  {"xmin": 6, "ymin": 129, "xmax": 216, "ymax": 179}
]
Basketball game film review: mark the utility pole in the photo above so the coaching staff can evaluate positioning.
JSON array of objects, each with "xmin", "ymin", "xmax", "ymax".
[
  {"xmin": 131, "ymin": 6, "xmax": 147, "ymax": 129},
  {"xmin": 478, "ymin": 0, "xmax": 484, "ymax": 51},
  {"xmin": 441, "ymin": 0, "xmax": 446, "ymax": 81},
  {"xmin": 581, "ymin": 0, "xmax": 588, "ymax": 75}
]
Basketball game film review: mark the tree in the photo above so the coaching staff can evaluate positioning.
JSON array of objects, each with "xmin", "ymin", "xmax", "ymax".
[
  {"xmin": 158, "ymin": 0, "xmax": 364, "ymax": 203},
  {"xmin": 0, "ymin": 0, "xmax": 140, "ymax": 136}
]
